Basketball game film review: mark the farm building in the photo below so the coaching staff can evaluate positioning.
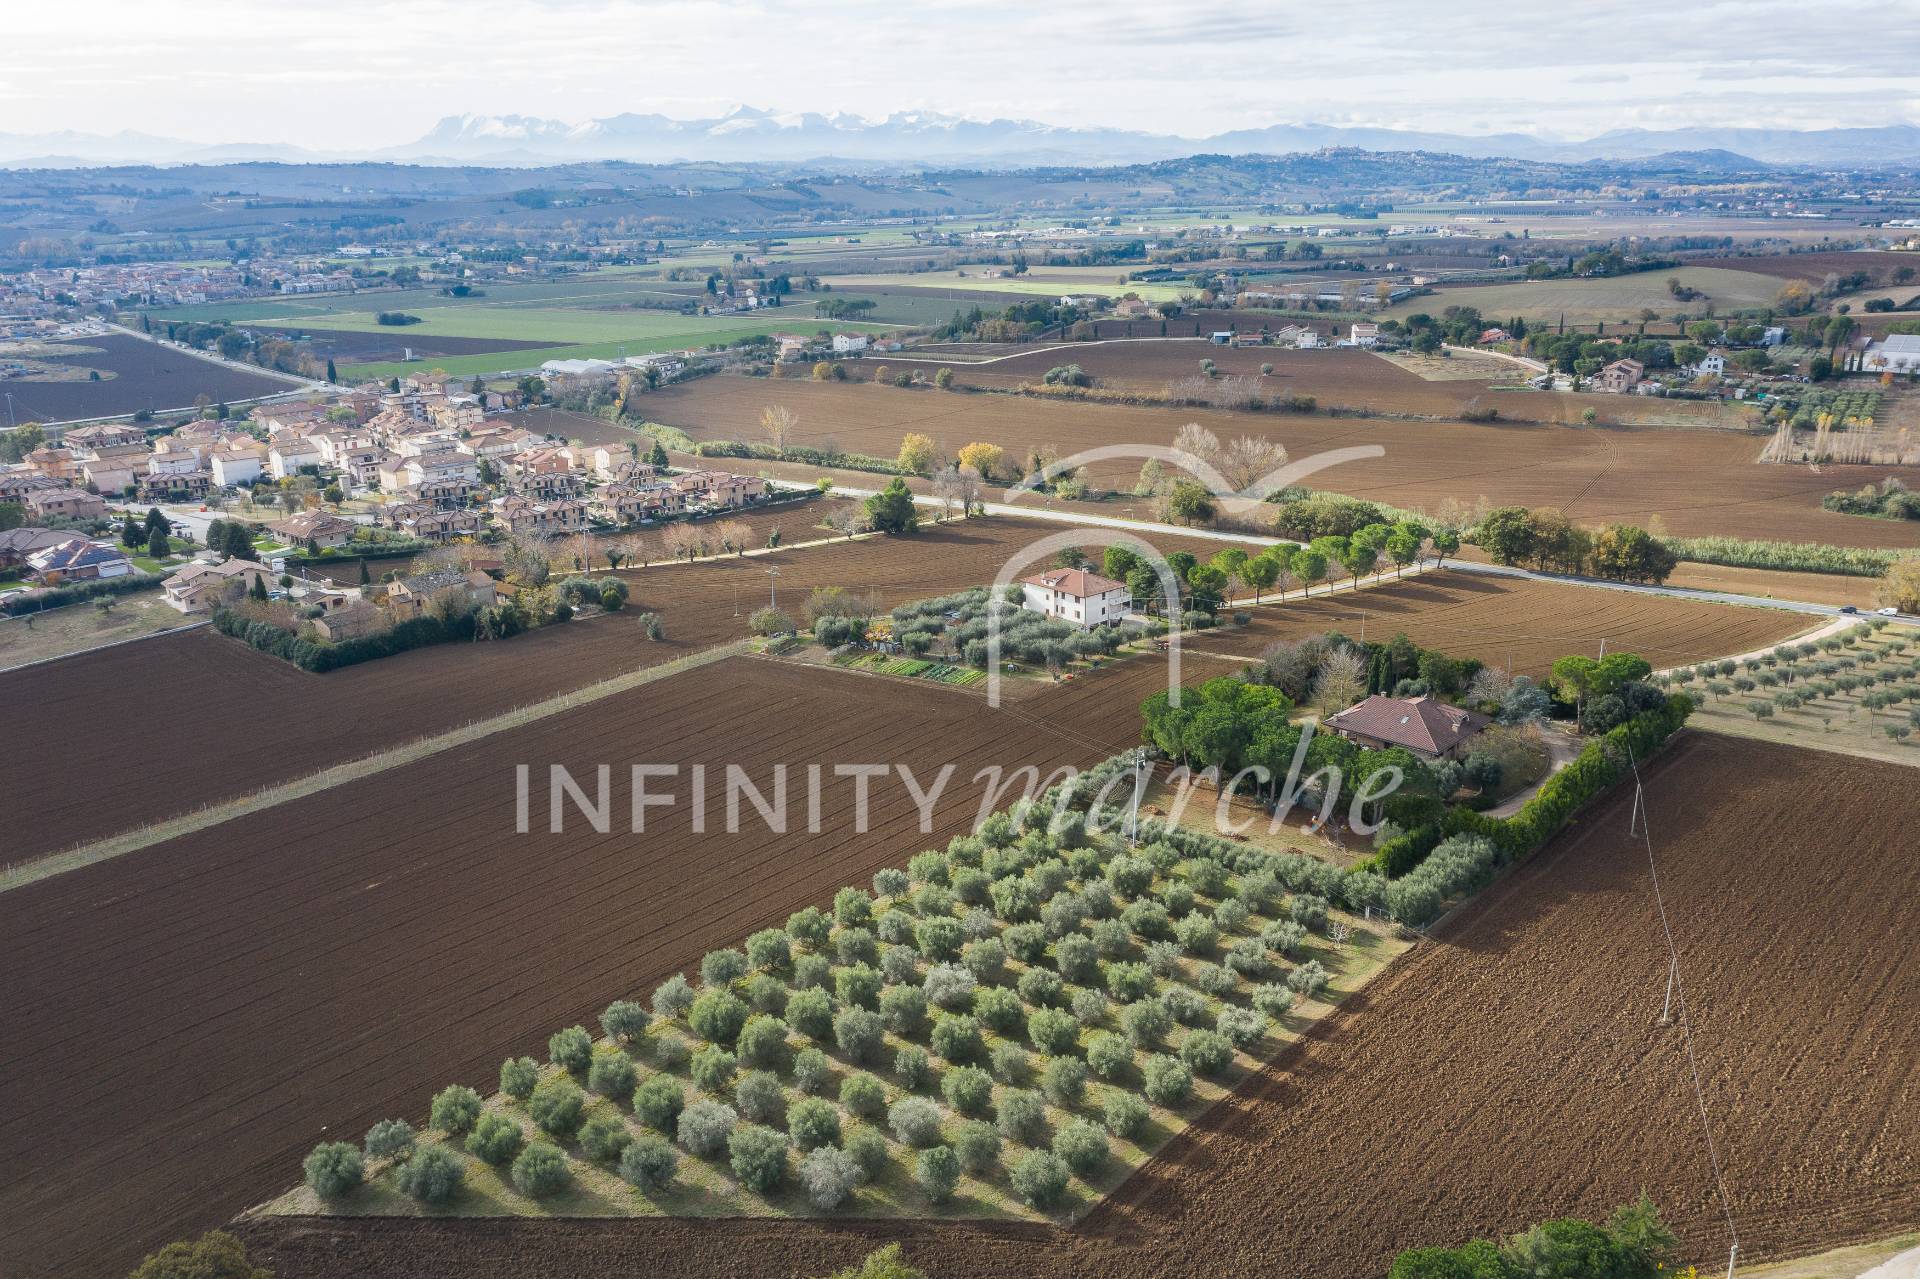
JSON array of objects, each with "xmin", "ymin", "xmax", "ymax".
[
  {"xmin": 1862, "ymin": 334, "xmax": 1920, "ymax": 374},
  {"xmin": 1348, "ymin": 323, "xmax": 1380, "ymax": 347},
  {"xmin": 1020, "ymin": 567, "xmax": 1131, "ymax": 628},
  {"xmin": 1595, "ymin": 358, "xmax": 1645, "ymax": 393},
  {"xmin": 831, "ymin": 333, "xmax": 870, "ymax": 354},
  {"xmin": 384, "ymin": 567, "xmax": 501, "ymax": 621},
  {"xmin": 1322, "ymin": 693, "xmax": 1488, "ymax": 761}
]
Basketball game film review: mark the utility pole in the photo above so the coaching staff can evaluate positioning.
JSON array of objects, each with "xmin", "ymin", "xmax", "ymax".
[{"xmin": 766, "ymin": 566, "xmax": 780, "ymax": 609}]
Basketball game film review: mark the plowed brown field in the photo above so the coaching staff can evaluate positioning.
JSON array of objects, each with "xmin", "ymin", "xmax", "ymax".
[
  {"xmin": 232, "ymin": 732, "xmax": 1920, "ymax": 1279},
  {"xmin": 0, "ymin": 657, "xmax": 1154, "ymax": 1279},
  {"xmin": 644, "ymin": 377, "xmax": 1920, "ymax": 549}
]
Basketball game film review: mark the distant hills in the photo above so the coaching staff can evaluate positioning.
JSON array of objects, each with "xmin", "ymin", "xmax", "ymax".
[{"xmin": 4, "ymin": 108, "xmax": 1919, "ymax": 170}]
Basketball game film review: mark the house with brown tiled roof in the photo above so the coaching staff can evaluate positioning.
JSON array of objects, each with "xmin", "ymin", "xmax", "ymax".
[
  {"xmin": 266, "ymin": 511, "xmax": 356, "ymax": 548},
  {"xmin": 24, "ymin": 536, "xmax": 135, "ymax": 584},
  {"xmin": 491, "ymin": 495, "xmax": 588, "ymax": 535},
  {"xmin": 385, "ymin": 567, "xmax": 501, "ymax": 620},
  {"xmin": 1322, "ymin": 694, "xmax": 1489, "ymax": 761},
  {"xmin": 1020, "ymin": 567, "xmax": 1132, "ymax": 628},
  {"xmin": 161, "ymin": 557, "xmax": 271, "ymax": 612}
]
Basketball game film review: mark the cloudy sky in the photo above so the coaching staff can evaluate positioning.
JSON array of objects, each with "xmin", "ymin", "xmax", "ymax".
[{"xmin": 5, "ymin": 0, "xmax": 1918, "ymax": 146}]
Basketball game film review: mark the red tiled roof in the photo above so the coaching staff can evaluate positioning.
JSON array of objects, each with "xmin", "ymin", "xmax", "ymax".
[
  {"xmin": 1323, "ymin": 694, "xmax": 1488, "ymax": 756},
  {"xmin": 1022, "ymin": 567, "xmax": 1128, "ymax": 598}
]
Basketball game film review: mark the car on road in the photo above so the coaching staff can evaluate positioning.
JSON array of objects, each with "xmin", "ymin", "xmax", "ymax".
[
  {"xmin": 1877, "ymin": 606, "xmax": 1902, "ymax": 616},
  {"xmin": 1840, "ymin": 605, "xmax": 1859, "ymax": 614}
]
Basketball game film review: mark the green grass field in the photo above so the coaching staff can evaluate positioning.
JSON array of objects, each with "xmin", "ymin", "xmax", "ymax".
[
  {"xmin": 1382, "ymin": 266, "xmax": 1786, "ymax": 323},
  {"xmin": 822, "ymin": 271, "xmax": 1190, "ymax": 304}
]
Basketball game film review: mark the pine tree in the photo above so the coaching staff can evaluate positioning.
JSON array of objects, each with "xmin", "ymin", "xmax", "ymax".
[
  {"xmin": 359, "ymin": 560, "xmax": 371, "ymax": 585},
  {"xmin": 326, "ymin": 358, "xmax": 338, "ymax": 383},
  {"xmin": 147, "ymin": 525, "xmax": 169, "ymax": 558}
]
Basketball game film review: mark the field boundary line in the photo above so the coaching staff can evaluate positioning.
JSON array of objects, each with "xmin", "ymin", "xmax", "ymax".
[
  {"xmin": 0, "ymin": 638, "xmax": 749, "ymax": 895},
  {"xmin": 0, "ymin": 616, "xmax": 209, "ymax": 675}
]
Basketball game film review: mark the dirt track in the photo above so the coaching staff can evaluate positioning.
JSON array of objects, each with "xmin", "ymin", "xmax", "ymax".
[
  {"xmin": 0, "ymin": 656, "xmax": 1166, "ymax": 1279},
  {"xmin": 645, "ymin": 376, "xmax": 1920, "ymax": 549},
  {"xmin": 231, "ymin": 732, "xmax": 1920, "ymax": 1279}
]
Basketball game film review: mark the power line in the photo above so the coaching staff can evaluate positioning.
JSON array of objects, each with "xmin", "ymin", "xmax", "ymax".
[{"xmin": 1627, "ymin": 746, "xmax": 1740, "ymax": 1278}]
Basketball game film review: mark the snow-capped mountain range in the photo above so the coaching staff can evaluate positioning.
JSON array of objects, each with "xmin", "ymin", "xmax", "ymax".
[{"xmin": 3, "ymin": 107, "xmax": 1919, "ymax": 169}]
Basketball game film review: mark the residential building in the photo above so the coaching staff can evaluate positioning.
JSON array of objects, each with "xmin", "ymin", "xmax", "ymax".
[
  {"xmin": 161, "ymin": 557, "xmax": 271, "ymax": 612},
  {"xmin": 1697, "ymin": 351, "xmax": 1727, "ymax": 376},
  {"xmin": 831, "ymin": 332, "xmax": 870, "ymax": 354},
  {"xmin": 0, "ymin": 526, "xmax": 74, "ymax": 568},
  {"xmin": 23, "ymin": 487, "xmax": 108, "ymax": 522},
  {"xmin": 267, "ymin": 511, "xmax": 357, "ymax": 549},
  {"xmin": 491, "ymin": 495, "xmax": 589, "ymax": 535},
  {"xmin": 1595, "ymin": 358, "xmax": 1645, "ymax": 394},
  {"xmin": 385, "ymin": 567, "xmax": 501, "ymax": 620},
  {"xmin": 1020, "ymin": 567, "xmax": 1132, "ymax": 628},
  {"xmin": 1348, "ymin": 323, "xmax": 1380, "ymax": 347},
  {"xmin": 1323, "ymin": 693, "xmax": 1489, "ymax": 761},
  {"xmin": 62, "ymin": 423, "xmax": 146, "ymax": 452},
  {"xmin": 311, "ymin": 601, "xmax": 387, "ymax": 641},
  {"xmin": 267, "ymin": 438, "xmax": 326, "ymax": 480},
  {"xmin": 137, "ymin": 466, "xmax": 211, "ymax": 502},
  {"xmin": 589, "ymin": 481, "xmax": 681, "ymax": 525},
  {"xmin": 25, "ymin": 536, "xmax": 135, "ymax": 584},
  {"xmin": 25, "ymin": 447, "xmax": 81, "ymax": 482},
  {"xmin": 209, "ymin": 439, "xmax": 268, "ymax": 487}
]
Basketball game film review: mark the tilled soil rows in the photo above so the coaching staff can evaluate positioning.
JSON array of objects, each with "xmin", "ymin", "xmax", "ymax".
[
  {"xmin": 233, "ymin": 732, "xmax": 1920, "ymax": 1279},
  {"xmin": 642, "ymin": 376, "xmax": 1920, "ymax": 549},
  {"xmin": 0, "ymin": 656, "xmax": 1157, "ymax": 1279}
]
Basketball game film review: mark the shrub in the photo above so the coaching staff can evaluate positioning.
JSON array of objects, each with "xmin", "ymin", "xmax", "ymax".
[
  {"xmin": 601, "ymin": 1000, "xmax": 650, "ymax": 1044},
  {"xmin": 953, "ymin": 1118, "xmax": 1001, "ymax": 1174},
  {"xmin": 895, "ymin": 1044, "xmax": 932, "ymax": 1091},
  {"xmin": 1104, "ymin": 960, "xmax": 1155, "ymax": 1002},
  {"xmin": 1010, "ymin": 1150, "xmax": 1072, "ymax": 1208},
  {"xmin": 579, "ymin": 1114, "xmax": 633, "ymax": 1163},
  {"xmin": 1261, "ymin": 920, "xmax": 1306, "ymax": 955},
  {"xmin": 1217, "ymin": 1006, "xmax": 1270, "ymax": 1050},
  {"xmin": 735, "ymin": 1070, "xmax": 784, "ymax": 1123},
  {"xmin": 619, "ymin": 1133, "xmax": 677, "ymax": 1191},
  {"xmin": 996, "ymin": 1088, "xmax": 1048, "ymax": 1143},
  {"xmin": 889, "ymin": 1096, "xmax": 944, "ymax": 1147},
  {"xmin": 736, "ymin": 1014, "xmax": 791, "ymax": 1070},
  {"xmin": 1017, "ymin": 968, "xmax": 1065, "ymax": 1008},
  {"xmin": 745, "ymin": 928, "xmax": 792, "ymax": 972},
  {"xmin": 787, "ymin": 905, "xmax": 832, "ymax": 947},
  {"xmin": 835, "ymin": 928, "xmax": 878, "ymax": 968},
  {"xmin": 588, "ymin": 1046, "xmax": 638, "ymax": 1101},
  {"xmin": 1054, "ymin": 934, "xmax": 1099, "ymax": 983},
  {"xmin": 653, "ymin": 973, "xmax": 696, "ymax": 1019},
  {"xmin": 792, "ymin": 1045, "xmax": 832, "ymax": 1094},
  {"xmin": 917, "ymin": 1144, "xmax": 963, "ymax": 1204},
  {"xmin": 880, "ymin": 984, "xmax": 931, "ymax": 1035},
  {"xmin": 395, "ymin": 1144, "xmax": 463, "ymax": 1204},
  {"xmin": 1071, "ymin": 988, "xmax": 1109, "ymax": 1025},
  {"xmin": 745, "ymin": 972, "xmax": 789, "ymax": 1015},
  {"xmin": 1192, "ymin": 962, "xmax": 1236, "ymax": 998},
  {"xmin": 880, "ymin": 941, "xmax": 921, "ymax": 984},
  {"xmin": 1142, "ymin": 1054, "xmax": 1193, "ymax": 1106},
  {"xmin": 973, "ymin": 985, "xmax": 1025, "ymax": 1035},
  {"xmin": 430, "ymin": 1084, "xmax": 483, "ymax": 1135},
  {"xmin": 989, "ymin": 1041, "xmax": 1031, "ymax": 1084},
  {"xmin": 511, "ymin": 1142, "xmax": 572, "ymax": 1198},
  {"xmin": 841, "ymin": 1071, "xmax": 887, "ymax": 1118},
  {"xmin": 1224, "ymin": 937, "xmax": 1269, "ymax": 978},
  {"xmin": 1213, "ymin": 897, "xmax": 1251, "ymax": 934},
  {"xmin": 363, "ymin": 1119, "xmax": 415, "ymax": 1161},
  {"xmin": 784, "ymin": 1096, "xmax": 841, "ymax": 1151},
  {"xmin": 1179, "ymin": 1029, "xmax": 1234, "ymax": 1076},
  {"xmin": 1251, "ymin": 979, "xmax": 1297, "ymax": 1013},
  {"xmin": 691, "ymin": 1045, "xmax": 738, "ymax": 1093},
  {"xmin": 1120, "ymin": 998, "xmax": 1172, "ymax": 1047},
  {"xmin": 931, "ymin": 1014, "xmax": 983, "ymax": 1062},
  {"xmin": 1104, "ymin": 1092, "xmax": 1150, "ymax": 1140},
  {"xmin": 1121, "ymin": 900, "xmax": 1170, "ymax": 940},
  {"xmin": 1085, "ymin": 1031, "xmax": 1133, "ymax": 1080},
  {"xmin": 528, "ymin": 1077, "xmax": 585, "ymax": 1139},
  {"xmin": 785, "ymin": 986, "xmax": 834, "ymax": 1040},
  {"xmin": 499, "ymin": 1056, "xmax": 540, "ymax": 1101},
  {"xmin": 633, "ymin": 1075, "xmax": 685, "ymax": 1132},
  {"xmin": 834, "ymin": 1008, "xmax": 887, "ymax": 1064},
  {"xmin": 800, "ymin": 1145, "xmax": 863, "ymax": 1210},
  {"xmin": 837, "ymin": 1126, "xmax": 885, "ymax": 1182},
  {"xmin": 676, "ymin": 1099, "xmax": 737, "ymax": 1156},
  {"xmin": 701, "ymin": 947, "xmax": 749, "ymax": 987},
  {"xmin": 730, "ymin": 1124, "xmax": 790, "ymax": 1194},
  {"xmin": 1042, "ymin": 1056, "xmax": 1088, "ymax": 1107},
  {"xmin": 466, "ymin": 1112, "xmax": 525, "ymax": 1165},
  {"xmin": 942, "ymin": 1066, "xmax": 995, "ymax": 1115},
  {"xmin": 689, "ymin": 989, "xmax": 749, "ymax": 1045},
  {"xmin": 1287, "ymin": 959, "xmax": 1331, "ymax": 1000},
  {"xmin": 923, "ymin": 962, "xmax": 977, "ymax": 1010},
  {"xmin": 1159, "ymin": 985, "xmax": 1207, "ymax": 1027},
  {"xmin": 1051, "ymin": 1118, "xmax": 1109, "ymax": 1175},
  {"xmin": 303, "ymin": 1142, "xmax": 363, "ymax": 1199}
]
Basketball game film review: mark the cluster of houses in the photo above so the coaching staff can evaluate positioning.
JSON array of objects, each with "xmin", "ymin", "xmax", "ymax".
[{"xmin": 156, "ymin": 548, "xmax": 505, "ymax": 641}]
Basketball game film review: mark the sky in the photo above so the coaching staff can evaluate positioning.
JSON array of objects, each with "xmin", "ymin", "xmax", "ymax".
[{"xmin": 4, "ymin": 0, "xmax": 1918, "ymax": 148}]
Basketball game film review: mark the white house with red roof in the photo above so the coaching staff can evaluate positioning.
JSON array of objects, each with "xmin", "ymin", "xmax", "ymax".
[{"xmin": 1020, "ymin": 567, "xmax": 1131, "ymax": 628}]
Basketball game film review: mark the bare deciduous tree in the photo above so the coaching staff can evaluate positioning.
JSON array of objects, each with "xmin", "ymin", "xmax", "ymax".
[{"xmin": 761, "ymin": 405, "xmax": 797, "ymax": 455}]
